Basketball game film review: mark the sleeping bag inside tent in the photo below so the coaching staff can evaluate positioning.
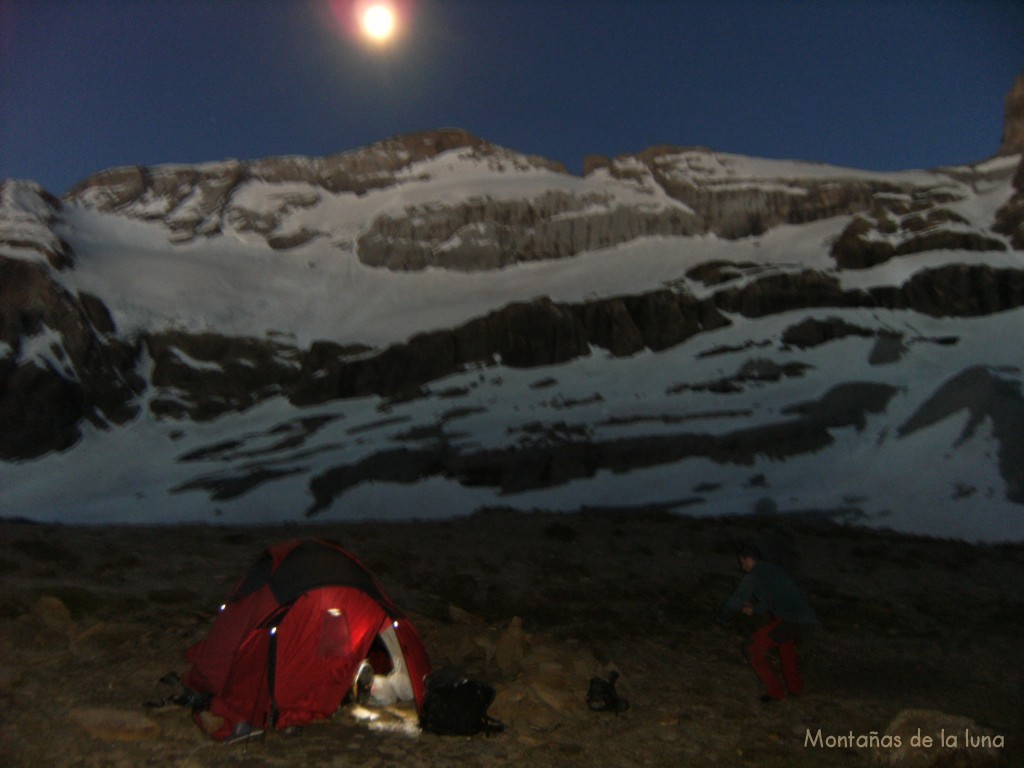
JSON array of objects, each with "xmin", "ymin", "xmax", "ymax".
[{"xmin": 182, "ymin": 538, "xmax": 431, "ymax": 741}]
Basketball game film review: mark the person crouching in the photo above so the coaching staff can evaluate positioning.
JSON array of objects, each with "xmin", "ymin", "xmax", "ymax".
[{"xmin": 719, "ymin": 544, "xmax": 817, "ymax": 702}]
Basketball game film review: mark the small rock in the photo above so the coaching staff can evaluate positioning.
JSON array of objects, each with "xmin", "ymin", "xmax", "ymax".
[
  {"xmin": 447, "ymin": 604, "xmax": 486, "ymax": 625},
  {"xmin": 33, "ymin": 595, "xmax": 75, "ymax": 637},
  {"xmin": 194, "ymin": 709, "xmax": 224, "ymax": 736},
  {"xmin": 529, "ymin": 681, "xmax": 574, "ymax": 714},
  {"xmin": 523, "ymin": 702, "xmax": 562, "ymax": 732}
]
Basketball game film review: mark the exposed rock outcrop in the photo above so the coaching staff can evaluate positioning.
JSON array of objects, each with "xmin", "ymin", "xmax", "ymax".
[
  {"xmin": 3, "ymin": 249, "xmax": 1019, "ymax": 460},
  {"xmin": 0, "ymin": 256, "xmax": 142, "ymax": 459},
  {"xmin": 64, "ymin": 129, "xmax": 566, "ymax": 247},
  {"xmin": 890, "ymin": 263, "xmax": 1024, "ymax": 317},
  {"xmin": 301, "ymin": 380, "xmax": 900, "ymax": 513},
  {"xmin": 356, "ymin": 147, "xmax": 978, "ymax": 273},
  {"xmin": 284, "ymin": 292, "xmax": 729, "ymax": 408},
  {"xmin": 780, "ymin": 316, "xmax": 877, "ymax": 349},
  {"xmin": 51, "ymin": 121, "xmax": 1020, "ymax": 283},
  {"xmin": 635, "ymin": 147, "xmax": 906, "ymax": 239},
  {"xmin": 146, "ymin": 331, "xmax": 304, "ymax": 420},
  {"xmin": 999, "ymin": 72, "xmax": 1024, "ymax": 156},
  {"xmin": 831, "ymin": 193, "xmax": 1006, "ymax": 270},
  {"xmin": 0, "ymin": 182, "xmax": 74, "ymax": 269},
  {"xmin": 994, "ymin": 156, "xmax": 1024, "ymax": 249},
  {"xmin": 148, "ymin": 262, "xmax": 1024, "ymax": 425},
  {"xmin": 357, "ymin": 191, "xmax": 700, "ymax": 270}
]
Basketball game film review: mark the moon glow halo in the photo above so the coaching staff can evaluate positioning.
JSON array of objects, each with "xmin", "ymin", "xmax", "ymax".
[{"xmin": 360, "ymin": 2, "xmax": 397, "ymax": 43}]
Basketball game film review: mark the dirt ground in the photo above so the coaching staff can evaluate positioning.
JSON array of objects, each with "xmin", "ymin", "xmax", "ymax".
[{"xmin": 1, "ymin": 508, "xmax": 1021, "ymax": 767}]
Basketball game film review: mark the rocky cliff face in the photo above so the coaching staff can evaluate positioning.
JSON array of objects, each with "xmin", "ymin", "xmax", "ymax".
[
  {"xmin": 0, "ymin": 182, "xmax": 74, "ymax": 269},
  {"xmin": 356, "ymin": 189, "xmax": 702, "ymax": 270},
  {"xmin": 4, "ymin": 235, "xmax": 1021, "ymax": 458},
  {"xmin": 3, "ymin": 138, "xmax": 1023, "ymax": 458},
  {"xmin": 0, "ymin": 184, "xmax": 142, "ymax": 458},
  {"xmin": 830, "ymin": 190, "xmax": 1009, "ymax": 269},
  {"xmin": 1000, "ymin": 73, "xmax": 1024, "ymax": 156},
  {"xmin": 2, "ymin": 81, "xmax": 1024, "ymax": 532},
  {"xmin": 598, "ymin": 147, "xmax": 905, "ymax": 238},
  {"xmin": 60, "ymin": 130, "xmax": 974, "ymax": 272},
  {"xmin": 994, "ymin": 154, "xmax": 1024, "ymax": 249},
  {"xmin": 64, "ymin": 129, "xmax": 566, "ymax": 248},
  {"xmin": 355, "ymin": 148, "xmax": 978, "ymax": 270}
]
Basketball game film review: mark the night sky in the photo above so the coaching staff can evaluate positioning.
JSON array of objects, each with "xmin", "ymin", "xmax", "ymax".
[{"xmin": 2, "ymin": 0, "xmax": 1022, "ymax": 195}]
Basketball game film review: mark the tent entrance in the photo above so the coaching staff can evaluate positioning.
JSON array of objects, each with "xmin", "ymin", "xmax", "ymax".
[{"xmin": 358, "ymin": 624, "xmax": 414, "ymax": 707}]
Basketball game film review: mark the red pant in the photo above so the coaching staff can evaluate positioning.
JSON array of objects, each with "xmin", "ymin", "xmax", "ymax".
[{"xmin": 743, "ymin": 617, "xmax": 803, "ymax": 700}]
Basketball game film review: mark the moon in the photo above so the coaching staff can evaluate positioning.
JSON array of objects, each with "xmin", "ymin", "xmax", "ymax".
[{"xmin": 360, "ymin": 3, "xmax": 397, "ymax": 43}]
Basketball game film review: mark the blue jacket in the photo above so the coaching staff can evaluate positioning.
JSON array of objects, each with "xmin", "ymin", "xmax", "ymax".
[{"xmin": 720, "ymin": 561, "xmax": 818, "ymax": 625}]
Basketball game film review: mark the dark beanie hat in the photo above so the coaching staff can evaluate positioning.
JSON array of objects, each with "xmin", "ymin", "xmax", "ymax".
[{"xmin": 736, "ymin": 543, "xmax": 762, "ymax": 560}]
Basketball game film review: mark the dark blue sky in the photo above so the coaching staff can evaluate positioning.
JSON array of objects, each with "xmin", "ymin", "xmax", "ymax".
[{"xmin": 2, "ymin": 0, "xmax": 1022, "ymax": 195}]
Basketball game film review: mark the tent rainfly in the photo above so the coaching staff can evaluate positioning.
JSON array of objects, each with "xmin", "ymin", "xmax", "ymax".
[{"xmin": 182, "ymin": 538, "xmax": 431, "ymax": 741}]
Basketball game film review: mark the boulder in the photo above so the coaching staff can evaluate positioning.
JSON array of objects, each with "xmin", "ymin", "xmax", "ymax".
[
  {"xmin": 32, "ymin": 595, "xmax": 75, "ymax": 640},
  {"xmin": 488, "ymin": 636, "xmax": 597, "ymax": 732}
]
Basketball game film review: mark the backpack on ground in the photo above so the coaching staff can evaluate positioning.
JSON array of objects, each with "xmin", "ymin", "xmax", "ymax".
[{"xmin": 419, "ymin": 669, "xmax": 505, "ymax": 736}]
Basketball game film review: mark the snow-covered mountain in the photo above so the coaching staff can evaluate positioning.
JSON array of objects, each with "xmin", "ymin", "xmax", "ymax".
[{"xmin": 2, "ymin": 114, "xmax": 1024, "ymax": 541}]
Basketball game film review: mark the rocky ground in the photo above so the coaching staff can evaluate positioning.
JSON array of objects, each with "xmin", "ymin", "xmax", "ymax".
[{"xmin": 0, "ymin": 508, "xmax": 1020, "ymax": 767}]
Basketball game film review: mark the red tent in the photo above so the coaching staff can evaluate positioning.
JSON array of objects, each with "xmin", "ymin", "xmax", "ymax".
[{"xmin": 183, "ymin": 539, "xmax": 431, "ymax": 741}]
